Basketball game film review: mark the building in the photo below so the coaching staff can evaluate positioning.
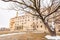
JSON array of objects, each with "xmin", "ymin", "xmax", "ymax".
[
  {"xmin": 9, "ymin": 12, "xmax": 48, "ymax": 32},
  {"xmin": 9, "ymin": 11, "xmax": 60, "ymax": 33}
]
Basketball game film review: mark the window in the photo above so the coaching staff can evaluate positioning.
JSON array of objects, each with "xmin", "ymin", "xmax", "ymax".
[
  {"xmin": 33, "ymin": 18, "xmax": 35, "ymax": 20},
  {"xmin": 58, "ymin": 30, "xmax": 60, "ymax": 32},
  {"xmin": 21, "ymin": 22, "xmax": 23, "ymax": 25},
  {"xmin": 36, "ymin": 18, "xmax": 38, "ymax": 20},
  {"xmin": 33, "ymin": 16, "xmax": 34, "ymax": 18},
  {"xmin": 23, "ymin": 17, "xmax": 24, "ymax": 19},
  {"xmin": 40, "ymin": 25, "xmax": 42, "ymax": 28},
  {"xmin": 28, "ymin": 19, "xmax": 30, "ymax": 21},
  {"xmin": 37, "ymin": 26, "xmax": 38, "ymax": 28},
  {"xmin": 17, "ymin": 27, "xmax": 21, "ymax": 30},
  {"xmin": 28, "ymin": 16, "xmax": 29, "ymax": 18},
  {"xmin": 31, "ymin": 25, "xmax": 32, "ymax": 26},
  {"xmin": 16, "ymin": 26, "xmax": 23, "ymax": 30},
  {"xmin": 25, "ymin": 20, "xmax": 26, "ymax": 21},
  {"xmin": 33, "ymin": 26, "xmax": 36, "ymax": 30},
  {"xmin": 40, "ymin": 21, "xmax": 42, "ymax": 23}
]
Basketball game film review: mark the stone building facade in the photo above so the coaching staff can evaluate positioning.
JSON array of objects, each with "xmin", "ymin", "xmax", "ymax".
[
  {"xmin": 9, "ymin": 12, "xmax": 60, "ymax": 33},
  {"xmin": 9, "ymin": 12, "xmax": 48, "ymax": 32}
]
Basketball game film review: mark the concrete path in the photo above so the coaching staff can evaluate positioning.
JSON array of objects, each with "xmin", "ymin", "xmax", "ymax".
[{"xmin": 0, "ymin": 32, "xmax": 27, "ymax": 40}]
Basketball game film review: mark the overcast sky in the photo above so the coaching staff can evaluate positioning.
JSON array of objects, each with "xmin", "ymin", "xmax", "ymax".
[{"xmin": 0, "ymin": 1, "xmax": 25, "ymax": 28}]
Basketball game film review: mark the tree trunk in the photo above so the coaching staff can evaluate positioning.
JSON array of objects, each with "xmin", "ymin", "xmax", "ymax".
[
  {"xmin": 37, "ymin": 9, "xmax": 56, "ymax": 36},
  {"xmin": 44, "ymin": 22, "xmax": 56, "ymax": 36}
]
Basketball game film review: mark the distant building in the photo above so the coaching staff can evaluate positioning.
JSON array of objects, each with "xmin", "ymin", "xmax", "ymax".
[{"xmin": 0, "ymin": 28, "xmax": 10, "ymax": 31}]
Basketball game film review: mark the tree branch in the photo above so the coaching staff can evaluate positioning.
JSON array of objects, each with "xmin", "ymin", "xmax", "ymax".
[
  {"xmin": 44, "ymin": 5, "xmax": 60, "ymax": 20},
  {"xmin": 48, "ymin": 11, "xmax": 60, "ymax": 20}
]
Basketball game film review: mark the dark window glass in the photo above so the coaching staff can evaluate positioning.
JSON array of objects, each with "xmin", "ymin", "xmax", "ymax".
[
  {"xmin": 37, "ymin": 26, "xmax": 38, "ymax": 28},
  {"xmin": 33, "ymin": 18, "xmax": 34, "ymax": 20},
  {"xmin": 28, "ymin": 19, "xmax": 30, "ymax": 21},
  {"xmin": 25, "ymin": 20, "xmax": 26, "ymax": 21},
  {"xmin": 58, "ymin": 30, "xmax": 60, "ymax": 32},
  {"xmin": 36, "ymin": 18, "xmax": 38, "ymax": 20},
  {"xmin": 41, "ymin": 25, "xmax": 42, "ymax": 28},
  {"xmin": 22, "ymin": 23, "xmax": 23, "ymax": 24},
  {"xmin": 40, "ymin": 21, "xmax": 42, "ymax": 23},
  {"xmin": 33, "ymin": 16, "xmax": 34, "ymax": 18},
  {"xmin": 23, "ymin": 17, "xmax": 24, "ymax": 19}
]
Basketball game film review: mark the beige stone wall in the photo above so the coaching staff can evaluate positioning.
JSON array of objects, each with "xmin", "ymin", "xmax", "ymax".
[
  {"xmin": 9, "ymin": 13, "xmax": 60, "ymax": 33},
  {"xmin": 9, "ymin": 13, "xmax": 47, "ymax": 32}
]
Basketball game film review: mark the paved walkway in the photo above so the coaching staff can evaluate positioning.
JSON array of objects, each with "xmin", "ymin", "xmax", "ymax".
[
  {"xmin": 0, "ymin": 32, "xmax": 27, "ymax": 40},
  {"xmin": 0, "ymin": 32, "xmax": 46, "ymax": 40},
  {"xmin": 0, "ymin": 32, "xmax": 26, "ymax": 37}
]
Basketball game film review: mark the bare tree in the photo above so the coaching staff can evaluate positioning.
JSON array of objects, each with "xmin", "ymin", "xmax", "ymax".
[{"xmin": 2, "ymin": 0, "xmax": 60, "ymax": 36}]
